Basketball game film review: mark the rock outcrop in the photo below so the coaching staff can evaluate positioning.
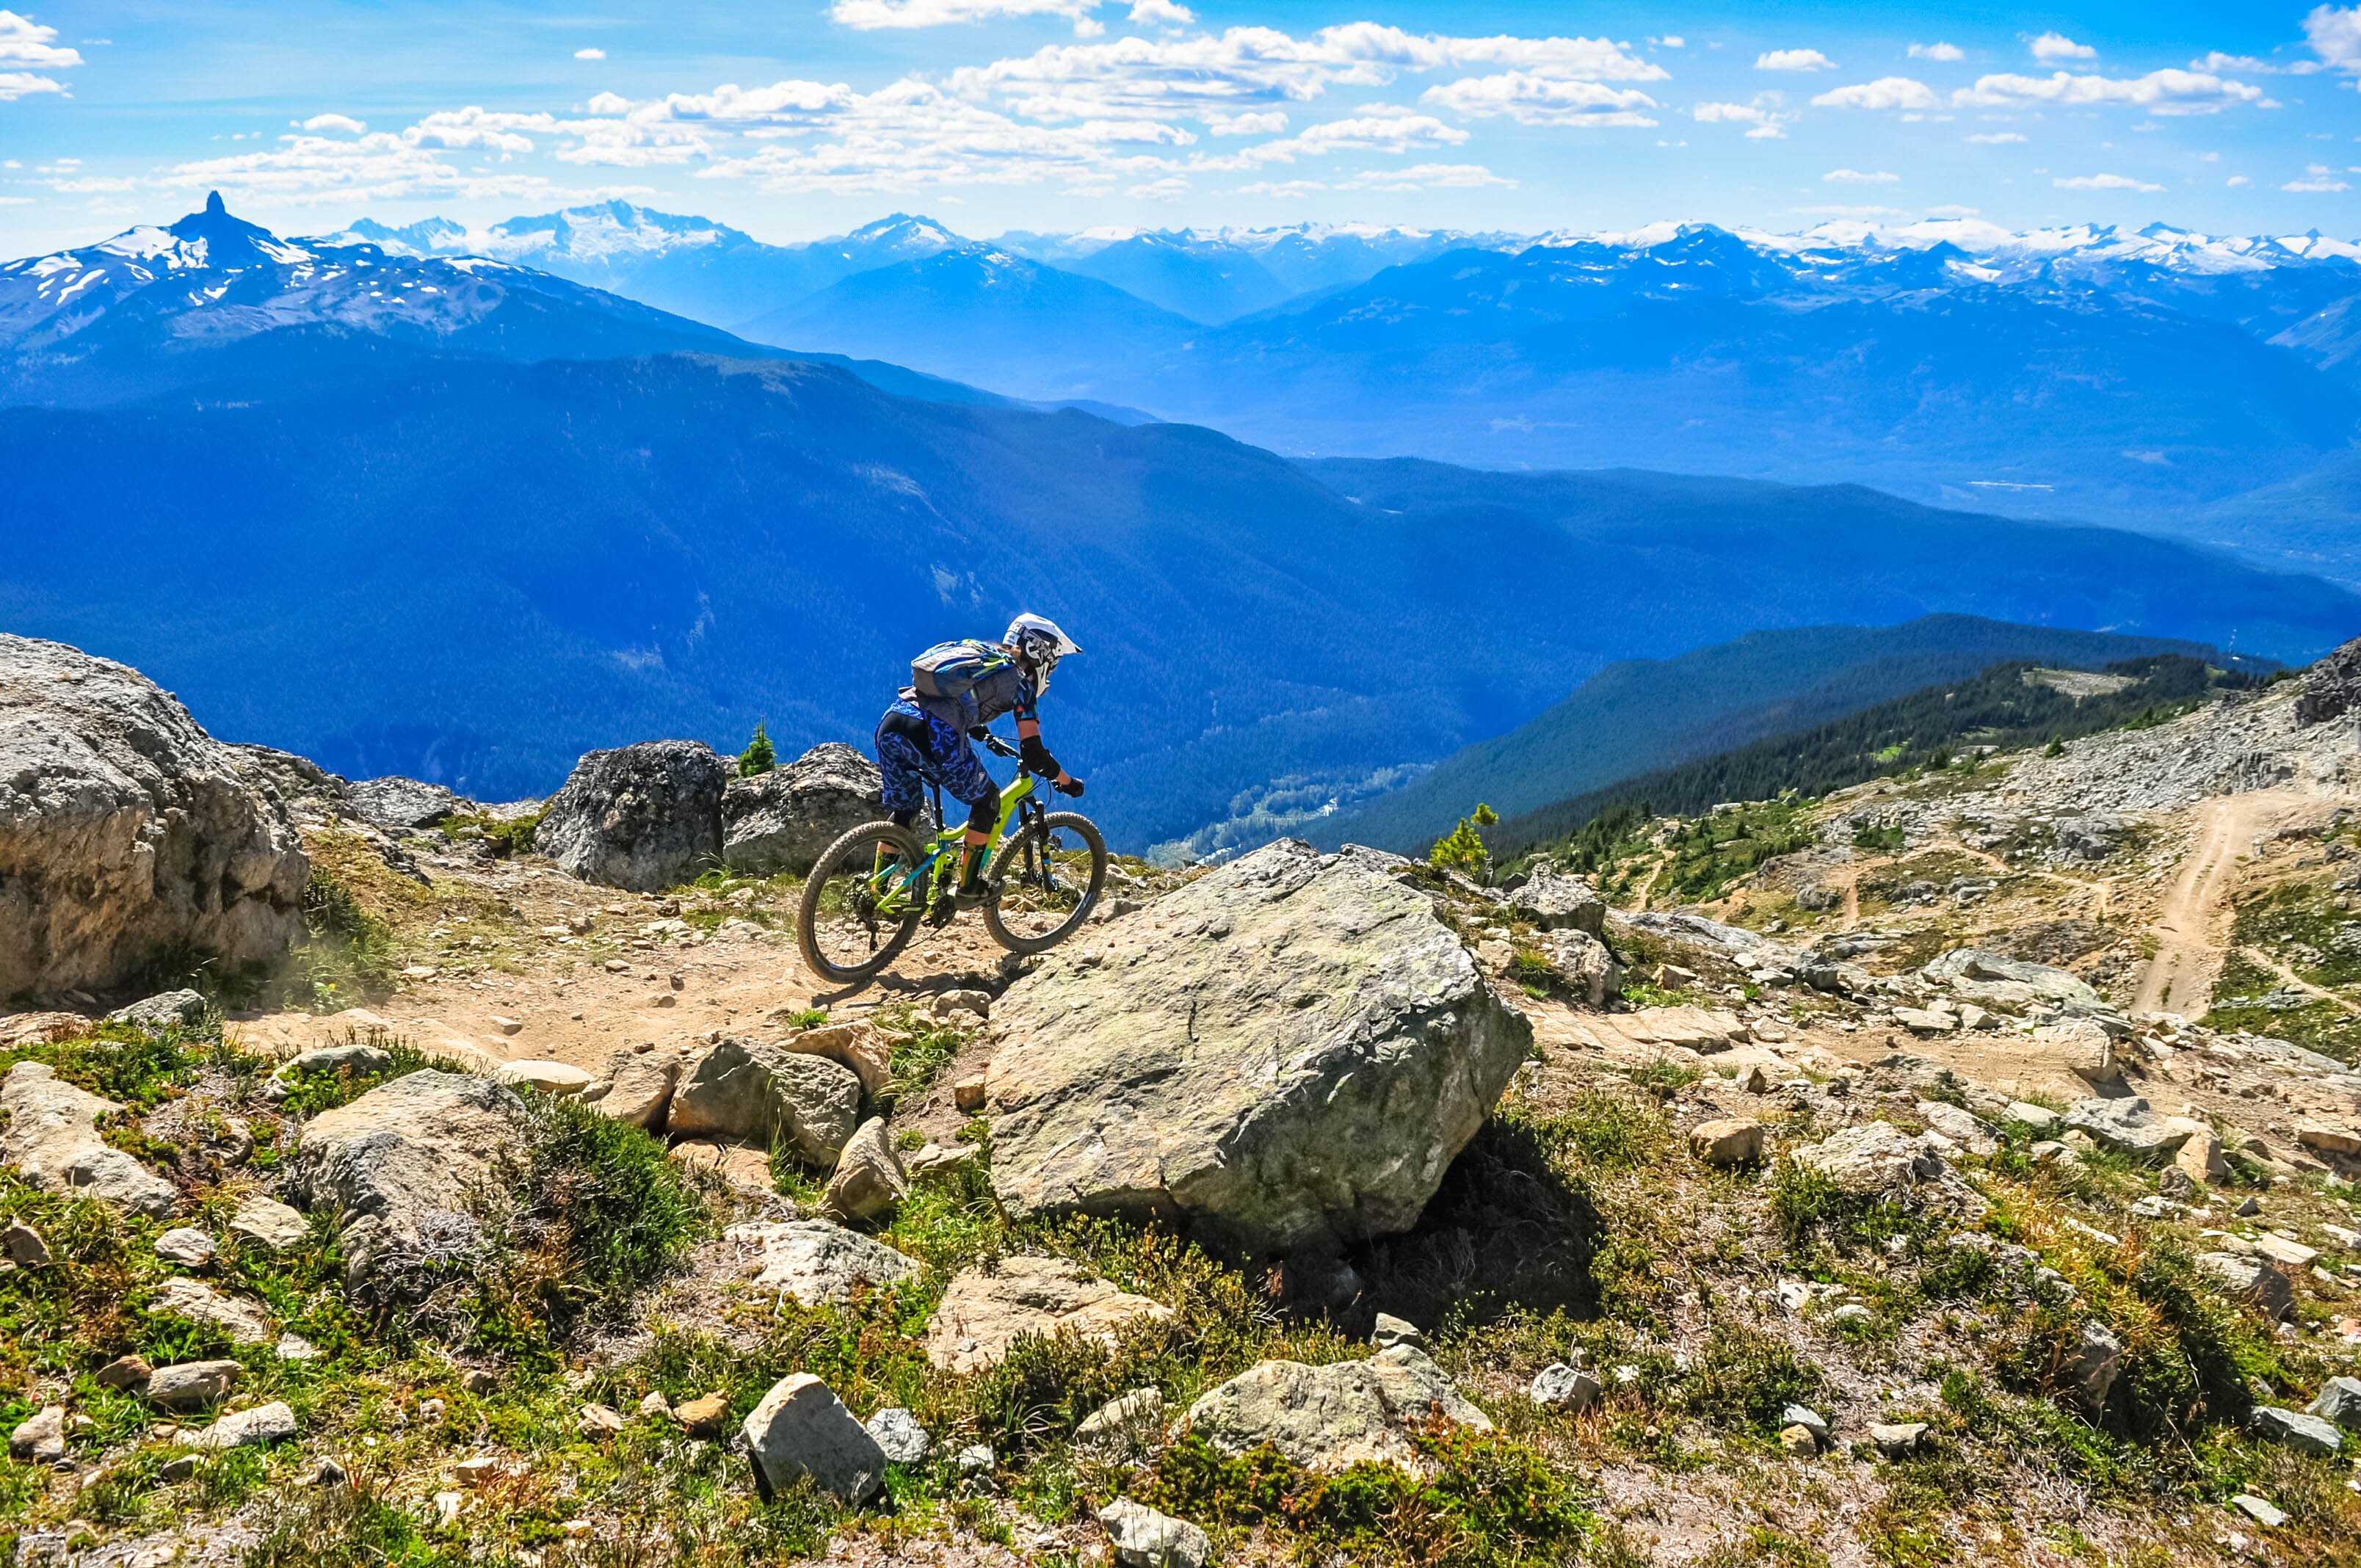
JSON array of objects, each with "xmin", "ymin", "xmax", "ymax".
[
  {"xmin": 726, "ymin": 1220, "xmax": 921, "ymax": 1307},
  {"xmin": 0, "ymin": 1061, "xmax": 178, "ymax": 1217},
  {"xmin": 2296, "ymin": 634, "xmax": 2361, "ymax": 727},
  {"xmin": 722, "ymin": 743, "xmax": 883, "ymax": 876},
  {"xmin": 985, "ymin": 841, "xmax": 1531, "ymax": 1254},
  {"xmin": 1506, "ymin": 866, "xmax": 1606, "ymax": 935},
  {"xmin": 343, "ymin": 775, "xmax": 471, "ymax": 831},
  {"xmin": 1184, "ymin": 1348, "xmax": 1491, "ymax": 1473},
  {"xmin": 0, "ymin": 634, "xmax": 309, "ymax": 997},
  {"xmin": 534, "ymin": 741, "xmax": 727, "ymax": 891},
  {"xmin": 283, "ymin": 1070, "xmax": 525, "ymax": 1282},
  {"xmin": 667, "ymin": 1037, "xmax": 862, "ymax": 1165}
]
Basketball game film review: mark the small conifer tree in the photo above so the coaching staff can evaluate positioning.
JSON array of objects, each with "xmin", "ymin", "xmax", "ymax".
[
  {"xmin": 738, "ymin": 723, "xmax": 776, "ymax": 777},
  {"xmin": 1430, "ymin": 802, "xmax": 1500, "ymax": 881}
]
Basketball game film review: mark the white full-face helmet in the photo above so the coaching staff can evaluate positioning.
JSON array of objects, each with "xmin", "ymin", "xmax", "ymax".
[{"xmin": 1004, "ymin": 612, "xmax": 1081, "ymax": 692}]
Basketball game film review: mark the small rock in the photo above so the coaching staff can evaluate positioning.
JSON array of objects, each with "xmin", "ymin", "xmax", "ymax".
[
  {"xmin": 926, "ymin": 1255, "xmax": 1172, "ymax": 1375},
  {"xmin": 1915, "ymin": 1101, "xmax": 1998, "ymax": 1156},
  {"xmin": 638, "ymin": 1390, "xmax": 672, "ymax": 1420},
  {"xmin": 2235, "ymin": 1195, "xmax": 2262, "ymax": 1218},
  {"xmin": 2231, "ymin": 1494, "xmax": 2286, "ymax": 1528},
  {"xmin": 145, "ymin": 1360, "xmax": 240, "ymax": 1411},
  {"xmin": 1827, "ymin": 1304, "xmax": 1874, "ymax": 1326},
  {"xmin": 463, "ymin": 1369, "xmax": 498, "ymax": 1396},
  {"xmin": 741, "ymin": 1373, "xmax": 886, "ymax": 1504},
  {"xmin": 187, "ymin": 1401, "xmax": 297, "ymax": 1451},
  {"xmin": 454, "ymin": 1455, "xmax": 503, "ymax": 1487},
  {"xmin": 95, "ymin": 1354, "xmax": 153, "ymax": 1392},
  {"xmin": 2006, "ymin": 1103, "xmax": 2061, "ymax": 1135},
  {"xmin": 310, "ymin": 1457, "xmax": 347, "ymax": 1487},
  {"xmin": 1371, "ymin": 1313, "xmax": 1423, "ymax": 1351},
  {"xmin": 822, "ymin": 1117, "xmax": 909, "ymax": 1224},
  {"xmin": 2253, "ymin": 1405, "xmax": 2342, "ymax": 1456},
  {"xmin": 1097, "ymin": 1498, "xmax": 1211, "ymax": 1568},
  {"xmin": 957, "ymin": 1442, "xmax": 995, "ymax": 1476},
  {"xmin": 865, "ymin": 1407, "xmax": 932, "ymax": 1464},
  {"xmin": 2308, "ymin": 1375, "xmax": 2361, "ymax": 1427},
  {"xmin": 674, "ymin": 1391, "xmax": 729, "ymax": 1439},
  {"xmin": 152, "ymin": 1278, "xmax": 273, "ymax": 1344},
  {"xmin": 10, "ymin": 1407, "xmax": 64, "ymax": 1463},
  {"xmin": 1076, "ymin": 1389, "xmax": 1165, "ymax": 1459},
  {"xmin": 489, "ymin": 1016, "xmax": 524, "ymax": 1037},
  {"xmin": 2299, "ymin": 1123, "xmax": 2361, "ymax": 1158},
  {"xmin": 1869, "ymin": 1422, "xmax": 1927, "ymax": 1456},
  {"xmin": 2072, "ymin": 1322, "xmax": 2122, "ymax": 1411},
  {"xmin": 109, "ymin": 990, "xmax": 209, "ymax": 1031},
  {"xmin": 953, "ymin": 1073, "xmax": 988, "ymax": 1113},
  {"xmin": 154, "ymin": 1227, "xmax": 217, "ymax": 1268},
  {"xmin": 1689, "ymin": 1118, "xmax": 1765, "ymax": 1166},
  {"xmin": 4, "ymin": 1221, "xmax": 51, "ymax": 1268},
  {"xmin": 228, "ymin": 1196, "xmax": 310, "ymax": 1252},
  {"xmin": 2175, "ymin": 1125, "xmax": 2227, "ymax": 1186},
  {"xmin": 493, "ymin": 1060, "xmax": 595, "ymax": 1097},
  {"xmin": 274, "ymin": 1333, "xmax": 319, "ymax": 1362},
  {"xmin": 907, "ymin": 1141, "xmax": 980, "ymax": 1178},
  {"xmin": 1777, "ymin": 1423, "xmax": 1817, "ymax": 1457},
  {"xmin": 160, "ymin": 1455, "xmax": 197, "ymax": 1483},
  {"xmin": 933, "ymin": 989, "xmax": 991, "ymax": 1022},
  {"xmin": 1780, "ymin": 1404, "xmax": 1829, "ymax": 1441},
  {"xmin": 1736, "ymin": 1064, "xmax": 1769, "ymax": 1095},
  {"xmin": 1528, "ymin": 1363, "xmax": 1600, "ymax": 1412},
  {"xmin": 576, "ymin": 1403, "xmax": 628, "ymax": 1440}
]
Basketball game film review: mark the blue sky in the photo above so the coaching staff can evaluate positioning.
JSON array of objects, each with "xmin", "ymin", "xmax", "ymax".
[{"xmin": 2, "ymin": 2, "xmax": 2357, "ymax": 253}]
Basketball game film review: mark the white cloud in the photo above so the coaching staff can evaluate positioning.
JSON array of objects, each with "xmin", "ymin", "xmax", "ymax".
[
  {"xmin": 0, "ymin": 10, "xmax": 80, "ymax": 68},
  {"xmin": 1126, "ymin": 173, "xmax": 1189, "ymax": 197},
  {"xmin": 1810, "ymin": 76, "xmax": 1939, "ymax": 111},
  {"xmin": 2305, "ymin": 4, "xmax": 2361, "ymax": 71},
  {"xmin": 1211, "ymin": 104, "xmax": 1469, "ymax": 164},
  {"xmin": 1792, "ymin": 203, "xmax": 1908, "ymax": 217},
  {"xmin": 0, "ymin": 68, "xmax": 62, "ymax": 98},
  {"xmin": 301, "ymin": 113, "xmax": 366, "ymax": 134},
  {"xmin": 2028, "ymin": 32, "xmax": 2096, "ymax": 62},
  {"xmin": 1824, "ymin": 167, "xmax": 1898, "ymax": 183},
  {"xmin": 1236, "ymin": 177, "xmax": 1322, "ymax": 196},
  {"xmin": 1335, "ymin": 160, "xmax": 1511, "ymax": 189},
  {"xmin": 1205, "ymin": 109, "xmax": 1285, "ymax": 134},
  {"xmin": 2286, "ymin": 161, "xmax": 2351, "ymax": 190},
  {"xmin": 831, "ymin": 0, "xmax": 1099, "ymax": 29},
  {"xmin": 1744, "ymin": 123, "xmax": 1784, "ymax": 139},
  {"xmin": 2052, "ymin": 172, "xmax": 2164, "ymax": 191},
  {"xmin": 1693, "ymin": 101, "xmax": 1768, "ymax": 123},
  {"xmin": 2227, "ymin": 173, "xmax": 2250, "ymax": 185},
  {"xmin": 1421, "ymin": 71, "xmax": 1658, "ymax": 126},
  {"xmin": 1755, "ymin": 48, "xmax": 1833, "ymax": 72},
  {"xmin": 574, "ymin": 48, "xmax": 606, "ymax": 61},
  {"xmin": 1965, "ymin": 131, "xmax": 2025, "ymax": 143},
  {"xmin": 1653, "ymin": 35, "xmax": 1685, "ymax": 49},
  {"xmin": 1128, "ymin": 0, "xmax": 1193, "ymax": 25},
  {"xmin": 1908, "ymin": 42, "xmax": 1964, "ymax": 62},
  {"xmin": 1953, "ymin": 69, "xmax": 2267, "ymax": 115},
  {"xmin": 161, "ymin": 130, "xmax": 652, "ymax": 206}
]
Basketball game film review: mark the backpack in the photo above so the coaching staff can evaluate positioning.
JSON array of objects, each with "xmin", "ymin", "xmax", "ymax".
[{"xmin": 910, "ymin": 639, "xmax": 1012, "ymax": 706}]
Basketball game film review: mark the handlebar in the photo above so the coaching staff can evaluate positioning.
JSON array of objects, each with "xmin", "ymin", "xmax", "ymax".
[{"xmin": 978, "ymin": 731, "xmax": 1020, "ymax": 761}]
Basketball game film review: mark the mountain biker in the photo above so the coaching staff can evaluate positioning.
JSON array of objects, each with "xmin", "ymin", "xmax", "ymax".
[{"xmin": 874, "ymin": 612, "xmax": 1085, "ymax": 902}]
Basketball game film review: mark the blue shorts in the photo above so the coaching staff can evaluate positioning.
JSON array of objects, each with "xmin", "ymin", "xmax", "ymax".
[{"xmin": 874, "ymin": 699, "xmax": 995, "ymax": 815}]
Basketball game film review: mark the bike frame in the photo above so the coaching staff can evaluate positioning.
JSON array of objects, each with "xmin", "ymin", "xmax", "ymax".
[{"xmin": 869, "ymin": 772, "xmax": 1042, "ymax": 915}]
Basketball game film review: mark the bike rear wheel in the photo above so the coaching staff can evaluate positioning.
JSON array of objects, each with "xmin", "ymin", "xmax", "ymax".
[
  {"xmin": 797, "ymin": 821, "xmax": 929, "ymax": 986},
  {"xmin": 982, "ymin": 810, "xmax": 1107, "ymax": 956}
]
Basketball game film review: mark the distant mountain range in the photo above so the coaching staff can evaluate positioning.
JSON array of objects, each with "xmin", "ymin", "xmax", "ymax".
[
  {"xmin": 4, "ymin": 199, "xmax": 2358, "ymax": 854},
  {"xmin": 1300, "ymin": 614, "xmax": 2255, "ymax": 860},
  {"xmin": 286, "ymin": 199, "xmax": 2361, "ymax": 578}
]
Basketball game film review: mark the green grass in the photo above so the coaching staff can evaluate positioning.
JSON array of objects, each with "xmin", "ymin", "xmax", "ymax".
[{"xmin": 877, "ymin": 1004, "xmax": 970, "ymax": 1099}]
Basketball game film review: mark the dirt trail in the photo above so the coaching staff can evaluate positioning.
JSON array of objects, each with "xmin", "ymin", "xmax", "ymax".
[{"xmin": 2131, "ymin": 788, "xmax": 2309, "ymax": 1018}]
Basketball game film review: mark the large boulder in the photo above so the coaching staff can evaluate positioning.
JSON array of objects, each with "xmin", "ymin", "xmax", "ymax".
[
  {"xmin": 742, "ymin": 1374, "xmax": 886, "ymax": 1504},
  {"xmin": 722, "ymin": 744, "xmax": 883, "ymax": 876},
  {"xmin": 0, "ymin": 1061, "xmax": 178, "ymax": 1217},
  {"xmin": 985, "ymin": 841, "xmax": 1531, "ymax": 1255},
  {"xmin": 2063, "ymin": 1097, "xmax": 2193, "ymax": 1163},
  {"xmin": 1506, "ymin": 866, "xmax": 1606, "ymax": 936},
  {"xmin": 667, "ymin": 1037, "xmax": 862, "ymax": 1166},
  {"xmin": 534, "ymin": 740, "xmax": 726, "ymax": 891},
  {"xmin": 282, "ymin": 1070, "xmax": 526, "ymax": 1282},
  {"xmin": 2298, "ymin": 634, "xmax": 2361, "ymax": 727},
  {"xmin": 1185, "ymin": 1348, "xmax": 1492, "ymax": 1473},
  {"xmin": 0, "ymin": 634, "xmax": 309, "ymax": 997},
  {"xmin": 1921, "ymin": 949, "xmax": 2103, "ymax": 1013},
  {"xmin": 343, "ymin": 775, "xmax": 471, "ymax": 831}
]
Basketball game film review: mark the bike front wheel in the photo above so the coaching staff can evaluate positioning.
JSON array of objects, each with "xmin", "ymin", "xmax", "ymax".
[
  {"xmin": 982, "ymin": 810, "xmax": 1108, "ymax": 956},
  {"xmin": 797, "ymin": 821, "xmax": 929, "ymax": 987}
]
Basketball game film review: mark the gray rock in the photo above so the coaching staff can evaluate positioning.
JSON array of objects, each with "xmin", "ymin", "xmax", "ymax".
[
  {"xmin": 2063, "ymin": 1097, "xmax": 2192, "ymax": 1162},
  {"xmin": 0, "ymin": 1061, "xmax": 178, "ymax": 1217},
  {"xmin": 1780, "ymin": 1404, "xmax": 1829, "ymax": 1440},
  {"xmin": 344, "ymin": 775, "xmax": 470, "ymax": 832},
  {"xmin": 2309, "ymin": 1375, "xmax": 2361, "ymax": 1428},
  {"xmin": 2197, "ymin": 1252, "xmax": 2297, "ymax": 1321},
  {"xmin": 1371, "ymin": 1313, "xmax": 1423, "ymax": 1351},
  {"xmin": 107, "ymin": 990, "xmax": 207, "ymax": 1031},
  {"xmin": 2232, "ymin": 1494, "xmax": 2287, "ymax": 1528},
  {"xmin": 726, "ymin": 1220, "xmax": 922, "ymax": 1307},
  {"xmin": 1076, "ymin": 1389, "xmax": 1167, "ymax": 1459},
  {"xmin": 282, "ymin": 1070, "xmax": 526, "ymax": 1283},
  {"xmin": 987, "ymin": 841, "xmax": 1532, "ymax": 1255},
  {"xmin": 722, "ymin": 744, "xmax": 883, "ymax": 877},
  {"xmin": 863, "ymin": 1407, "xmax": 932, "ymax": 1464},
  {"xmin": 669, "ymin": 1037, "xmax": 862, "ymax": 1166},
  {"xmin": 1534, "ymin": 927, "xmax": 1620, "ymax": 1006},
  {"xmin": 1921, "ymin": 949, "xmax": 2102, "ymax": 1011},
  {"xmin": 186, "ymin": 1401, "xmax": 297, "ymax": 1450},
  {"xmin": 957, "ymin": 1443, "xmax": 995, "ymax": 1476},
  {"xmin": 9, "ymin": 1407, "xmax": 63, "ymax": 1463},
  {"xmin": 1507, "ymin": 866, "xmax": 1606, "ymax": 936},
  {"xmin": 743, "ymin": 1375, "xmax": 885, "ymax": 1503},
  {"xmin": 1185, "ymin": 1346, "xmax": 1492, "ymax": 1473},
  {"xmin": 2298, "ymin": 634, "xmax": 2361, "ymax": 726},
  {"xmin": 228, "ymin": 1195, "xmax": 310, "ymax": 1252},
  {"xmin": 535, "ymin": 740, "xmax": 727, "ymax": 891},
  {"xmin": 581, "ymin": 1045, "xmax": 682, "ymax": 1130},
  {"xmin": 2252, "ymin": 1406, "xmax": 2342, "ymax": 1456},
  {"xmin": 145, "ymin": 1360, "xmax": 240, "ymax": 1411},
  {"xmin": 3, "ymin": 1221, "xmax": 50, "ymax": 1268},
  {"xmin": 822, "ymin": 1117, "xmax": 909, "ymax": 1224},
  {"xmin": 0, "ymin": 634, "xmax": 310, "ymax": 998},
  {"xmin": 153, "ymin": 1278, "xmax": 273, "ymax": 1343},
  {"xmin": 1869, "ymin": 1422, "xmax": 1927, "ymax": 1456},
  {"xmin": 225, "ymin": 744, "xmax": 349, "ymax": 815},
  {"xmin": 1791, "ymin": 1122, "xmax": 1946, "ymax": 1196},
  {"xmin": 2072, "ymin": 1321, "xmax": 2122, "ymax": 1411},
  {"xmin": 154, "ymin": 1227, "xmax": 217, "ymax": 1268},
  {"xmin": 926, "ymin": 1255, "xmax": 1174, "ymax": 1376},
  {"xmin": 1530, "ymin": 1363, "xmax": 1601, "ymax": 1412},
  {"xmin": 1916, "ymin": 1101, "xmax": 1999, "ymax": 1156},
  {"xmin": 277, "ymin": 1042, "xmax": 394, "ymax": 1078},
  {"xmin": 1098, "ymin": 1498, "xmax": 1211, "ymax": 1568}
]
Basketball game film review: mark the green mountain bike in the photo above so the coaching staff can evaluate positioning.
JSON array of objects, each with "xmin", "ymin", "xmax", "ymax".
[{"xmin": 796, "ymin": 735, "xmax": 1108, "ymax": 987}]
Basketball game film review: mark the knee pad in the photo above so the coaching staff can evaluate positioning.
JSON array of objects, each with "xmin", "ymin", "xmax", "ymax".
[{"xmin": 965, "ymin": 795, "xmax": 998, "ymax": 834}]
